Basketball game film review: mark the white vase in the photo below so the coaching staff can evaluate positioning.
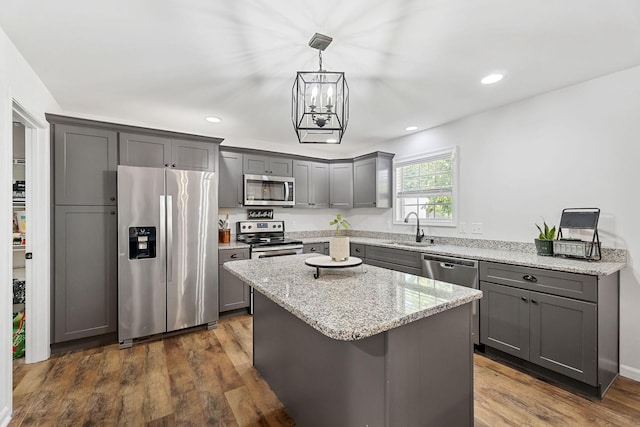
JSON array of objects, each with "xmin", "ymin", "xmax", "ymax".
[{"xmin": 329, "ymin": 236, "xmax": 350, "ymax": 261}]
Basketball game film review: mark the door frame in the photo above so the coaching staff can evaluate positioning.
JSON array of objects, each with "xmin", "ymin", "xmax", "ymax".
[{"xmin": 13, "ymin": 100, "xmax": 51, "ymax": 364}]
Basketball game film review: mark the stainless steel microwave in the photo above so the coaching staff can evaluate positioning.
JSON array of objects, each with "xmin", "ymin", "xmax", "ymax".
[{"xmin": 244, "ymin": 174, "xmax": 295, "ymax": 206}]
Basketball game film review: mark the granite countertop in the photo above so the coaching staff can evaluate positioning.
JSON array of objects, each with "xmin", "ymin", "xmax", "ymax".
[
  {"xmin": 218, "ymin": 241, "xmax": 251, "ymax": 250},
  {"xmin": 299, "ymin": 236, "xmax": 625, "ymax": 276},
  {"xmin": 224, "ymin": 254, "xmax": 482, "ymax": 341}
]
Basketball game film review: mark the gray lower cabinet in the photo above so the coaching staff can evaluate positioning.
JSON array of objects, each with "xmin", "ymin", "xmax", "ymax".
[
  {"xmin": 219, "ymin": 151, "xmax": 244, "ymax": 208},
  {"xmin": 350, "ymin": 243, "xmax": 365, "ymax": 258},
  {"xmin": 329, "ymin": 162, "xmax": 353, "ymax": 208},
  {"xmin": 479, "ymin": 261, "xmax": 618, "ymax": 396},
  {"xmin": 294, "ymin": 160, "xmax": 330, "ymax": 208},
  {"xmin": 54, "ymin": 124, "xmax": 117, "ymax": 206},
  {"xmin": 53, "ymin": 205, "xmax": 118, "ymax": 343},
  {"xmin": 303, "ymin": 242, "xmax": 328, "ymax": 255},
  {"xmin": 244, "ymin": 154, "xmax": 293, "ymax": 176},
  {"xmin": 365, "ymin": 245, "xmax": 422, "ymax": 275},
  {"xmin": 353, "ymin": 152, "xmax": 394, "ymax": 208},
  {"xmin": 120, "ymin": 132, "xmax": 217, "ymax": 172},
  {"xmin": 219, "ymin": 248, "xmax": 251, "ymax": 312}
]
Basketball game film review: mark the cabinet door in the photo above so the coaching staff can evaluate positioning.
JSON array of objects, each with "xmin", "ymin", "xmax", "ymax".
[
  {"xmin": 312, "ymin": 162, "xmax": 330, "ymax": 208},
  {"xmin": 529, "ymin": 291, "xmax": 597, "ymax": 385},
  {"xmin": 353, "ymin": 157, "xmax": 377, "ymax": 208},
  {"xmin": 329, "ymin": 162, "xmax": 353, "ymax": 208},
  {"xmin": 269, "ymin": 157, "xmax": 293, "ymax": 177},
  {"xmin": 480, "ymin": 281, "xmax": 530, "ymax": 359},
  {"xmin": 54, "ymin": 205, "xmax": 117, "ymax": 342},
  {"xmin": 55, "ymin": 124, "xmax": 117, "ymax": 205},
  {"xmin": 119, "ymin": 132, "xmax": 171, "ymax": 168},
  {"xmin": 219, "ymin": 151, "xmax": 244, "ymax": 208},
  {"xmin": 293, "ymin": 160, "xmax": 312, "ymax": 208},
  {"xmin": 219, "ymin": 268, "xmax": 251, "ymax": 312},
  {"xmin": 244, "ymin": 155, "xmax": 269, "ymax": 175},
  {"xmin": 171, "ymin": 139, "xmax": 217, "ymax": 172}
]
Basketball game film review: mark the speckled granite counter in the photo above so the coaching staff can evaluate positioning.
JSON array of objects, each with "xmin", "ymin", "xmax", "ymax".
[
  {"xmin": 224, "ymin": 253, "xmax": 482, "ymax": 341},
  {"xmin": 298, "ymin": 236, "xmax": 625, "ymax": 276},
  {"xmin": 218, "ymin": 241, "xmax": 250, "ymax": 250}
]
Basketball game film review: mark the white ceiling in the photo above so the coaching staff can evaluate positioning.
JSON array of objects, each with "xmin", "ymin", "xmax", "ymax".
[{"xmin": 1, "ymin": 0, "xmax": 640, "ymax": 155}]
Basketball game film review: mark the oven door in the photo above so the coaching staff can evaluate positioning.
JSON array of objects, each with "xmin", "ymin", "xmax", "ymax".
[
  {"xmin": 244, "ymin": 174, "xmax": 295, "ymax": 206},
  {"xmin": 251, "ymin": 244, "xmax": 303, "ymax": 260}
]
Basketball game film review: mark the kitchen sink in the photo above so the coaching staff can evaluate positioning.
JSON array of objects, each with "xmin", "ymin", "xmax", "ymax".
[{"xmin": 383, "ymin": 240, "xmax": 435, "ymax": 248}]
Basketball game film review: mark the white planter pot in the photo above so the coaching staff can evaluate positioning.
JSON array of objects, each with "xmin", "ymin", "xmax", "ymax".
[{"xmin": 329, "ymin": 236, "xmax": 350, "ymax": 262}]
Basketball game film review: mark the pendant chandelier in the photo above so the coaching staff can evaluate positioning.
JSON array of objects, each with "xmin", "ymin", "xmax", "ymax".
[{"xmin": 292, "ymin": 33, "xmax": 349, "ymax": 144}]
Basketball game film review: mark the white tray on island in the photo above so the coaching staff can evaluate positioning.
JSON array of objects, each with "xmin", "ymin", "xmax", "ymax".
[{"xmin": 304, "ymin": 255, "xmax": 363, "ymax": 278}]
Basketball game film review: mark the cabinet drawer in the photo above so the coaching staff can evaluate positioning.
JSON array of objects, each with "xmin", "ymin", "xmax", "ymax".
[
  {"xmin": 365, "ymin": 246, "xmax": 421, "ymax": 269},
  {"xmin": 367, "ymin": 259, "xmax": 422, "ymax": 276},
  {"xmin": 304, "ymin": 243, "xmax": 326, "ymax": 254},
  {"xmin": 480, "ymin": 261, "xmax": 597, "ymax": 302},
  {"xmin": 219, "ymin": 248, "xmax": 250, "ymax": 264},
  {"xmin": 350, "ymin": 243, "xmax": 365, "ymax": 257}
]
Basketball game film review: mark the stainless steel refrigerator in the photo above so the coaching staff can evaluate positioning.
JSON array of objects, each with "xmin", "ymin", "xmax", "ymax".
[{"xmin": 117, "ymin": 165, "xmax": 218, "ymax": 348}]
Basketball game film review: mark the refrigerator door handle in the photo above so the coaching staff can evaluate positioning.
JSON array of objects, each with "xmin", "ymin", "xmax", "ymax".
[
  {"xmin": 166, "ymin": 195, "xmax": 173, "ymax": 281},
  {"xmin": 160, "ymin": 195, "xmax": 167, "ymax": 282}
]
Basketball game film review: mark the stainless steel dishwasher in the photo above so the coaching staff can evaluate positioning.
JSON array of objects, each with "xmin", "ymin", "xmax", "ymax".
[{"xmin": 422, "ymin": 254, "xmax": 479, "ymax": 345}]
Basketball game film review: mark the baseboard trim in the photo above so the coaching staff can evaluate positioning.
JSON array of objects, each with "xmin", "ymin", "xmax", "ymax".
[{"xmin": 620, "ymin": 364, "xmax": 640, "ymax": 382}]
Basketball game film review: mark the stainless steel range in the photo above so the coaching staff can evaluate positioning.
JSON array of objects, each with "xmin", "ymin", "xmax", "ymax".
[
  {"xmin": 237, "ymin": 220, "xmax": 303, "ymax": 259},
  {"xmin": 236, "ymin": 220, "xmax": 303, "ymax": 313}
]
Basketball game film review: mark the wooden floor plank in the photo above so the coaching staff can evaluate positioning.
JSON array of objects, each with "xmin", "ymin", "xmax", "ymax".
[{"xmin": 10, "ymin": 314, "xmax": 640, "ymax": 427}]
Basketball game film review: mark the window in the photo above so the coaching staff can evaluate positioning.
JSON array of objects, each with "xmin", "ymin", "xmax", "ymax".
[{"xmin": 394, "ymin": 147, "xmax": 457, "ymax": 226}]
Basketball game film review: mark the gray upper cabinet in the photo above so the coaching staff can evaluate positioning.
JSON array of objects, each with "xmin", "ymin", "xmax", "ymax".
[
  {"xmin": 120, "ymin": 132, "xmax": 217, "ymax": 172},
  {"xmin": 54, "ymin": 124, "xmax": 118, "ymax": 206},
  {"xmin": 219, "ymin": 150, "xmax": 244, "ymax": 208},
  {"xmin": 353, "ymin": 152, "xmax": 394, "ymax": 208},
  {"xmin": 244, "ymin": 154, "xmax": 293, "ymax": 176},
  {"xmin": 329, "ymin": 162, "xmax": 353, "ymax": 208},
  {"xmin": 53, "ymin": 205, "xmax": 118, "ymax": 343},
  {"xmin": 294, "ymin": 160, "xmax": 330, "ymax": 208}
]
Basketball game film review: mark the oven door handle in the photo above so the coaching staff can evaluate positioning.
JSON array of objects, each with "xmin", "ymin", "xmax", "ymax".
[{"xmin": 256, "ymin": 250, "xmax": 299, "ymax": 258}]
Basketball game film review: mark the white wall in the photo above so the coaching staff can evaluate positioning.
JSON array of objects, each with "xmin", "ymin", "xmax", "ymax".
[
  {"xmin": 0, "ymin": 27, "xmax": 61, "ymax": 426},
  {"xmin": 348, "ymin": 66, "xmax": 640, "ymax": 380}
]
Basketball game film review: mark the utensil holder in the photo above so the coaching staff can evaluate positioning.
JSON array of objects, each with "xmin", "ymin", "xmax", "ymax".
[{"xmin": 219, "ymin": 229, "xmax": 231, "ymax": 244}]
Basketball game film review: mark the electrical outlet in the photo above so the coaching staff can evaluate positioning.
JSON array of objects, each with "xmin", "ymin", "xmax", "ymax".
[
  {"xmin": 471, "ymin": 222, "xmax": 483, "ymax": 234},
  {"xmin": 459, "ymin": 222, "xmax": 467, "ymax": 234}
]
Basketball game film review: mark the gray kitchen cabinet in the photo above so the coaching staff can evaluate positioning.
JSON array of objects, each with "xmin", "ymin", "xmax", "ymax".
[
  {"xmin": 120, "ymin": 132, "xmax": 217, "ymax": 172},
  {"xmin": 294, "ymin": 160, "xmax": 330, "ymax": 208},
  {"xmin": 350, "ymin": 243, "xmax": 365, "ymax": 258},
  {"xmin": 329, "ymin": 162, "xmax": 353, "ymax": 208},
  {"xmin": 365, "ymin": 245, "xmax": 422, "ymax": 276},
  {"xmin": 244, "ymin": 154, "xmax": 293, "ymax": 176},
  {"xmin": 479, "ymin": 261, "xmax": 618, "ymax": 397},
  {"xmin": 53, "ymin": 205, "xmax": 118, "ymax": 343},
  {"xmin": 54, "ymin": 124, "xmax": 117, "ymax": 206},
  {"xmin": 219, "ymin": 150, "xmax": 244, "ymax": 208},
  {"xmin": 353, "ymin": 152, "xmax": 394, "ymax": 208},
  {"xmin": 219, "ymin": 248, "xmax": 251, "ymax": 312},
  {"xmin": 303, "ymin": 242, "xmax": 325, "ymax": 254}
]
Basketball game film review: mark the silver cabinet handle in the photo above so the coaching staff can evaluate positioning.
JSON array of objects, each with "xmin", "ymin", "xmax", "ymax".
[
  {"xmin": 231, "ymin": 253, "xmax": 238, "ymax": 259},
  {"xmin": 523, "ymin": 274, "xmax": 537, "ymax": 282}
]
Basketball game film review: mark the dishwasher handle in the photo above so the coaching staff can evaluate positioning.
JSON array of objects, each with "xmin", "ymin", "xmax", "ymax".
[
  {"xmin": 422, "ymin": 254, "xmax": 477, "ymax": 268},
  {"xmin": 440, "ymin": 262, "xmax": 456, "ymax": 269}
]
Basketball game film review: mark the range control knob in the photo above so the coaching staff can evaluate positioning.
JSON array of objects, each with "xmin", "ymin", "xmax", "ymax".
[{"xmin": 278, "ymin": 224, "xmax": 282, "ymax": 228}]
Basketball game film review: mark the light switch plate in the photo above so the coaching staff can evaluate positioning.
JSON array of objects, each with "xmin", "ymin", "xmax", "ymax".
[
  {"xmin": 459, "ymin": 222, "xmax": 467, "ymax": 234},
  {"xmin": 471, "ymin": 222, "xmax": 483, "ymax": 234}
]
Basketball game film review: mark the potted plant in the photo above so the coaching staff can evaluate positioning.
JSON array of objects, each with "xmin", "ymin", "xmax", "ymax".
[
  {"xmin": 329, "ymin": 214, "xmax": 351, "ymax": 261},
  {"xmin": 535, "ymin": 221, "xmax": 556, "ymax": 256}
]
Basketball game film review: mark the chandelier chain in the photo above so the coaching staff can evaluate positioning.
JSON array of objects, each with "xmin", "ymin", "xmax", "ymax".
[{"xmin": 318, "ymin": 50, "xmax": 323, "ymax": 71}]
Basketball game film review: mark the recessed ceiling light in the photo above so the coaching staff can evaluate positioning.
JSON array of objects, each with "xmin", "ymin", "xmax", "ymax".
[
  {"xmin": 326, "ymin": 138, "xmax": 338, "ymax": 143},
  {"xmin": 405, "ymin": 126, "xmax": 418, "ymax": 131},
  {"xmin": 205, "ymin": 116, "xmax": 221, "ymax": 123},
  {"xmin": 481, "ymin": 74, "xmax": 504, "ymax": 85}
]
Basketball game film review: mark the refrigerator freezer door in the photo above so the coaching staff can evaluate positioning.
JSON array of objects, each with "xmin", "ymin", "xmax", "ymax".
[
  {"xmin": 117, "ymin": 166, "xmax": 167, "ymax": 342},
  {"xmin": 166, "ymin": 169, "xmax": 219, "ymax": 331}
]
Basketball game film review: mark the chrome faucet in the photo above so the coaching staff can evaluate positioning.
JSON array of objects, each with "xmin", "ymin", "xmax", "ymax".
[{"xmin": 404, "ymin": 212, "xmax": 425, "ymax": 242}]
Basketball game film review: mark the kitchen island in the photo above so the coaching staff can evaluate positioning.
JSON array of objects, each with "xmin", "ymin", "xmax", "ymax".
[{"xmin": 224, "ymin": 254, "xmax": 483, "ymax": 427}]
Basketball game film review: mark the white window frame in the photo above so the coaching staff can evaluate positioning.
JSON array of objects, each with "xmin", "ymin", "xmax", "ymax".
[{"xmin": 392, "ymin": 146, "xmax": 458, "ymax": 227}]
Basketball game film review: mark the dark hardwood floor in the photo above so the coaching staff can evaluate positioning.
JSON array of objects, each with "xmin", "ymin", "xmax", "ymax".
[{"xmin": 10, "ymin": 314, "xmax": 640, "ymax": 426}]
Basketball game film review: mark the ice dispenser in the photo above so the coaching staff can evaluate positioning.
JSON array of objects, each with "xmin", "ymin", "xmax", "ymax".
[{"xmin": 129, "ymin": 227, "xmax": 157, "ymax": 259}]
